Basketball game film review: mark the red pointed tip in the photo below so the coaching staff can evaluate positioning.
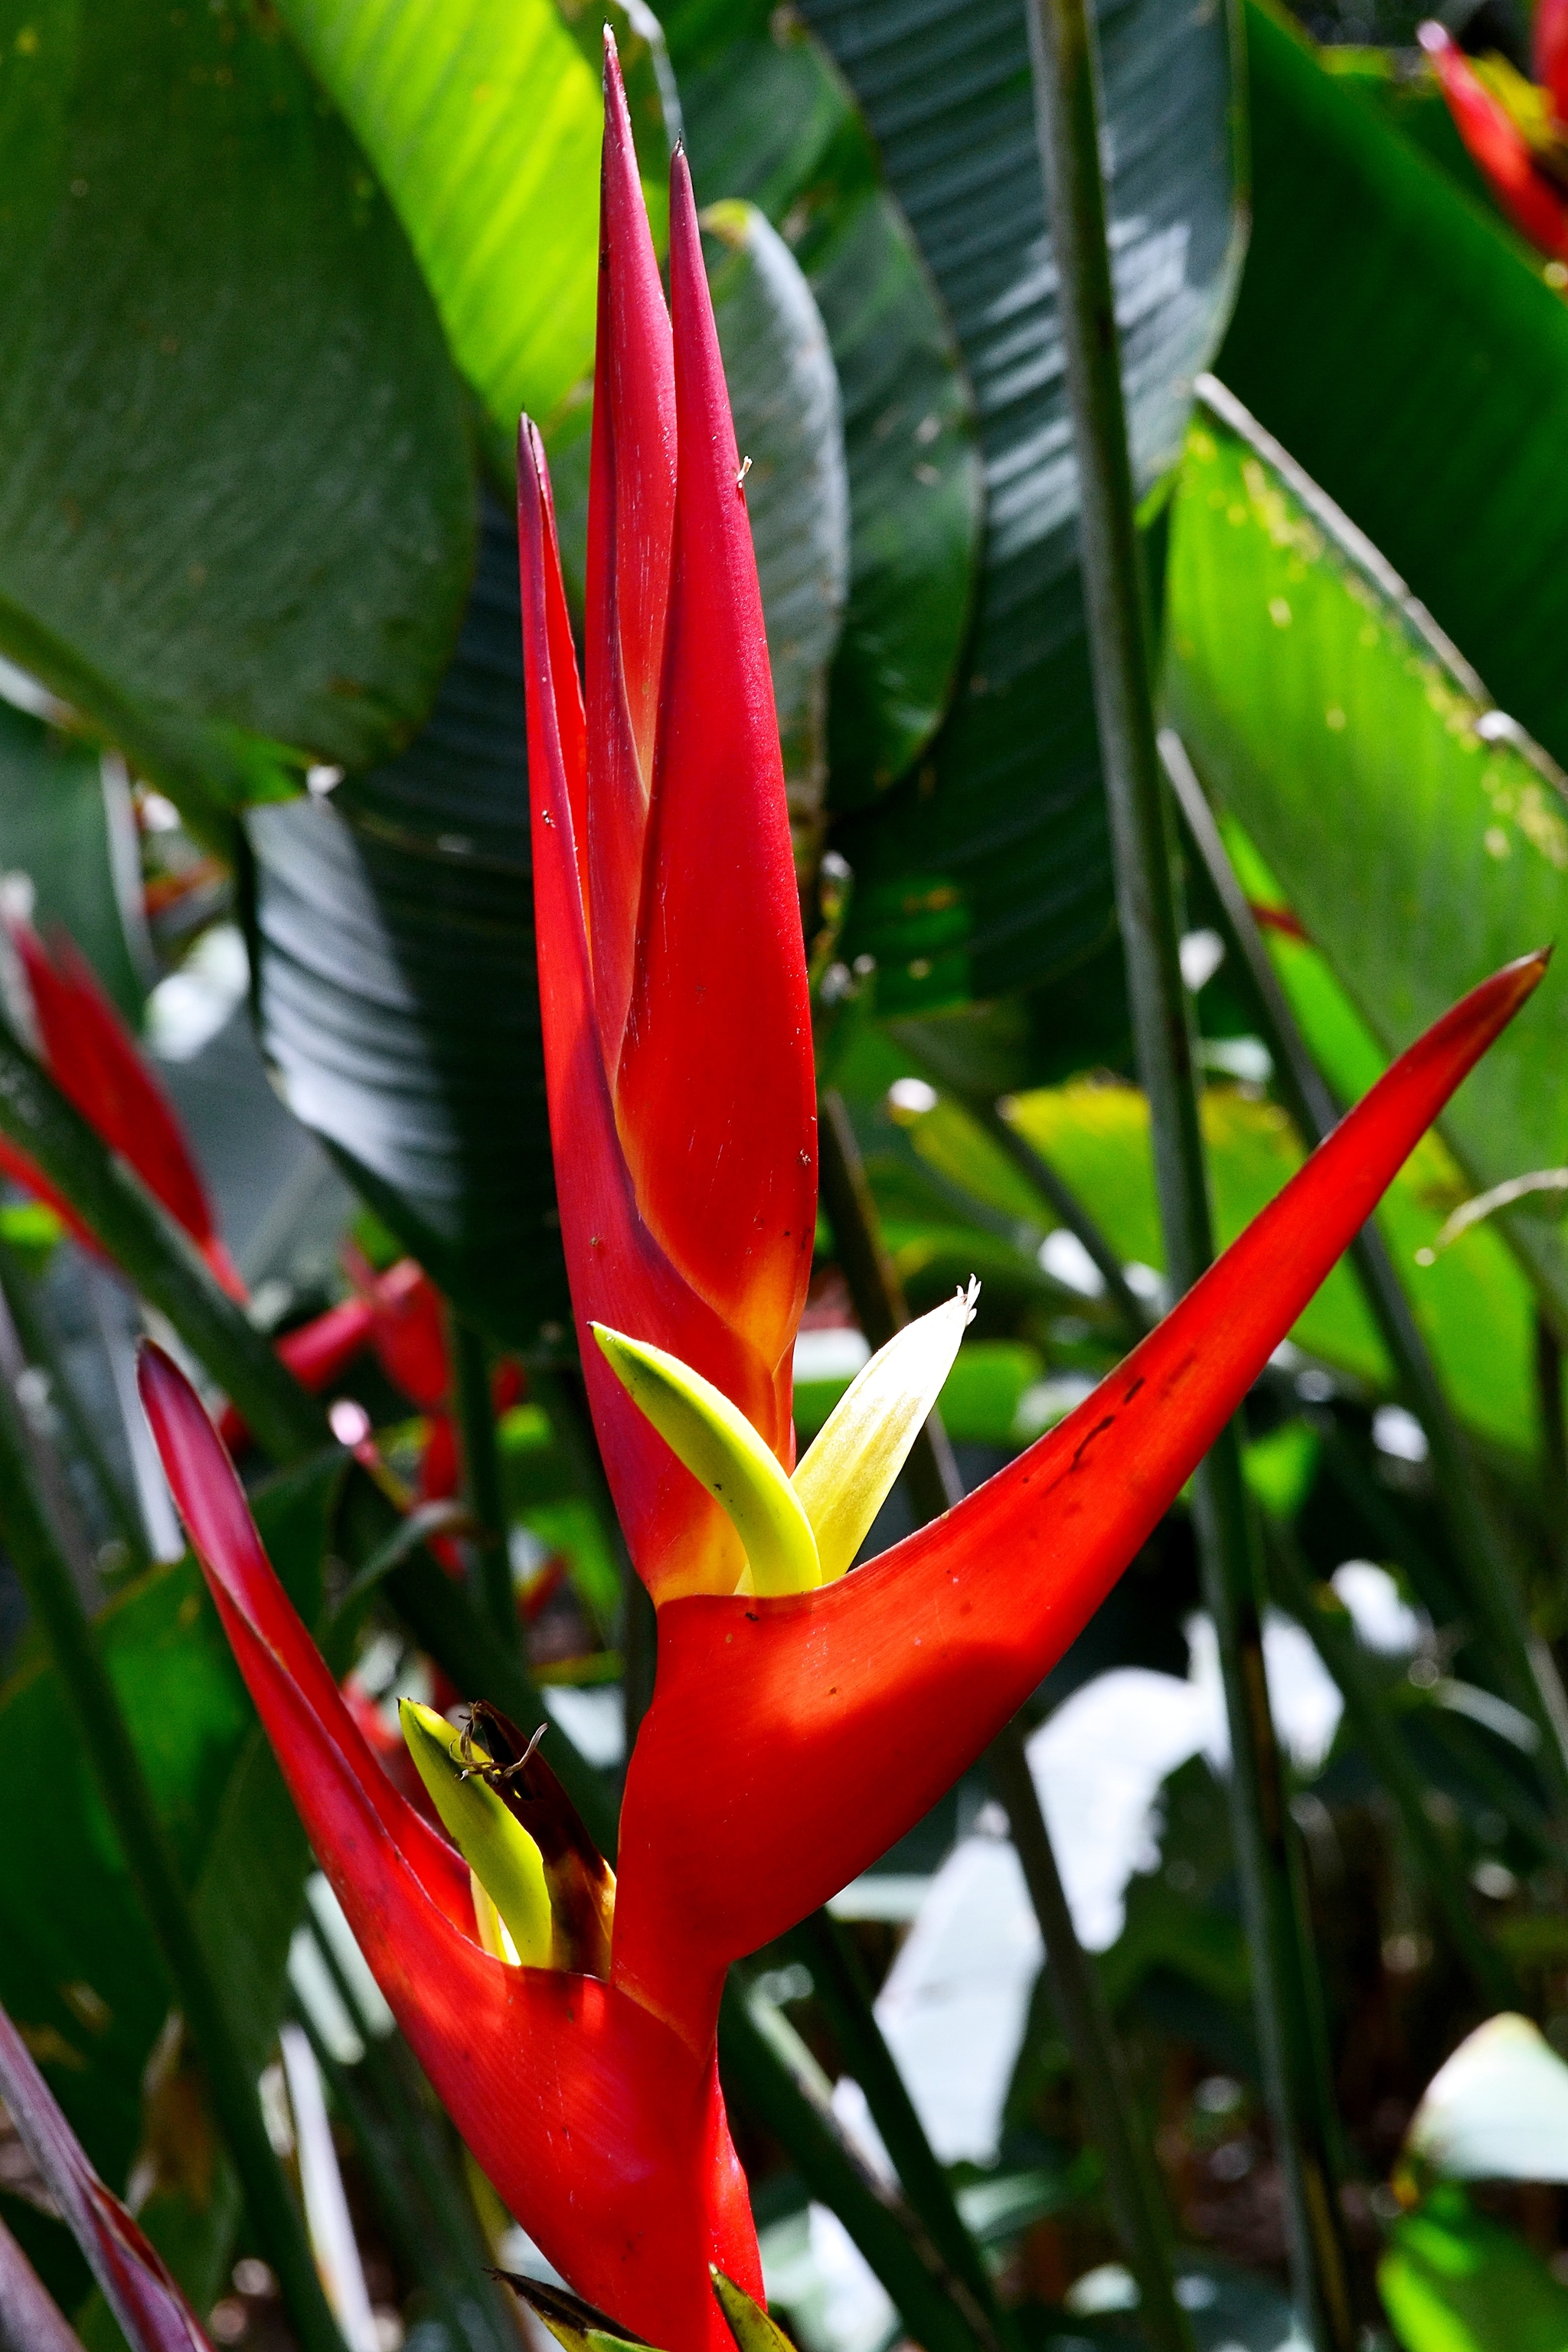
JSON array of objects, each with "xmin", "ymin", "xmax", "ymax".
[{"xmin": 1423, "ymin": 28, "xmax": 1568, "ymax": 257}]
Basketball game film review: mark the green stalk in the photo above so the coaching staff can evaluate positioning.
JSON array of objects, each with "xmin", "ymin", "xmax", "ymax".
[
  {"xmin": 1264, "ymin": 1533, "xmax": 1517, "ymax": 2010},
  {"xmin": 1162, "ymin": 729, "xmax": 1568, "ymax": 1813},
  {"xmin": 784, "ymin": 1909, "xmax": 1006, "ymax": 2339},
  {"xmin": 819, "ymin": 1092, "xmax": 1195, "ymax": 2352},
  {"xmin": 450, "ymin": 1315, "xmax": 516, "ymax": 1651},
  {"xmin": 0, "ymin": 1297, "xmax": 348, "ymax": 2352},
  {"xmin": 1537, "ymin": 1312, "xmax": 1568, "ymax": 1598},
  {"xmin": 1024, "ymin": 8, "xmax": 1354, "ymax": 2344},
  {"xmin": 718, "ymin": 1981, "xmax": 994, "ymax": 2352}
]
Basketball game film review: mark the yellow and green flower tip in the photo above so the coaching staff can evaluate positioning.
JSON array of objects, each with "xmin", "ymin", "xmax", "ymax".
[
  {"xmin": 398, "ymin": 1699, "xmax": 554, "ymax": 1968},
  {"xmin": 591, "ymin": 1325, "xmax": 822, "ymax": 1595},
  {"xmin": 593, "ymin": 1280, "xmax": 978, "ymax": 1596}
]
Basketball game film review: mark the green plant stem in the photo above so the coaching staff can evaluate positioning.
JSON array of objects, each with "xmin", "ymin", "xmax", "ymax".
[
  {"xmin": 1536, "ymin": 1312, "xmax": 1568, "ymax": 1595},
  {"xmin": 819, "ymin": 1089, "xmax": 1195, "ymax": 2352},
  {"xmin": 451, "ymin": 1315, "xmax": 516, "ymax": 1651},
  {"xmin": 985, "ymin": 1734, "xmax": 1195, "ymax": 2352},
  {"xmin": 1264, "ymin": 1532, "xmax": 1517, "ymax": 2010},
  {"xmin": 1024, "ymin": 7, "xmax": 1354, "ymax": 2344},
  {"xmin": 718, "ymin": 1981, "xmax": 993, "ymax": 2352},
  {"xmin": 784, "ymin": 1909, "xmax": 1004, "ymax": 2337},
  {"xmin": 0, "ymin": 1296, "xmax": 348, "ymax": 2352},
  {"xmin": 1161, "ymin": 727, "xmax": 1568, "ymax": 1815}
]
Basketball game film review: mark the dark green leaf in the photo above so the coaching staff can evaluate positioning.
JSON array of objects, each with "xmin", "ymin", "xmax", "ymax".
[
  {"xmin": 1164, "ymin": 382, "xmax": 1568, "ymax": 1333},
  {"xmin": 802, "ymin": 0, "xmax": 1240, "ymax": 1011},
  {"xmin": 670, "ymin": 2, "xmax": 984, "ymax": 795},
  {"xmin": 0, "ymin": 701, "xmax": 149, "ymax": 1022},
  {"xmin": 1218, "ymin": 4, "xmax": 1568, "ymax": 781},
  {"xmin": 0, "ymin": 0, "xmax": 475, "ymax": 818},
  {"xmin": 248, "ymin": 494, "xmax": 570, "ymax": 1351},
  {"xmin": 704, "ymin": 200, "xmax": 849, "ymax": 862}
]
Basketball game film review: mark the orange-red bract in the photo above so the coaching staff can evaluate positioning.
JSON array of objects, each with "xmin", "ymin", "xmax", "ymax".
[
  {"xmin": 1, "ymin": 912, "xmax": 243, "ymax": 1295},
  {"xmin": 608, "ymin": 953, "xmax": 1548, "ymax": 2048},
  {"xmin": 518, "ymin": 45, "xmax": 814, "ymax": 1609},
  {"xmin": 139, "ymin": 1343, "xmax": 763, "ymax": 2352}
]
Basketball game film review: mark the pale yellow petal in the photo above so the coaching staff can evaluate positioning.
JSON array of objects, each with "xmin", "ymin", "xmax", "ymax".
[
  {"xmin": 591, "ymin": 1325, "xmax": 821, "ymax": 1596},
  {"xmin": 792, "ymin": 1281, "xmax": 978, "ymax": 1581}
]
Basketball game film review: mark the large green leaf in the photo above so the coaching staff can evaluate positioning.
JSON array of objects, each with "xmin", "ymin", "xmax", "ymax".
[
  {"xmin": 275, "ymin": 0, "xmax": 675, "ymax": 445},
  {"xmin": 1008, "ymin": 1079, "xmax": 1537, "ymax": 1456},
  {"xmin": 1163, "ymin": 381, "xmax": 1568, "ymax": 1331},
  {"xmin": 1218, "ymin": 2, "xmax": 1568, "ymax": 779},
  {"xmin": 248, "ymin": 494, "xmax": 570, "ymax": 1351},
  {"xmin": 799, "ymin": 0, "xmax": 1241, "ymax": 1012},
  {"xmin": 0, "ymin": 700, "xmax": 149, "ymax": 1021},
  {"xmin": 666, "ymin": 0, "xmax": 983, "ymax": 797},
  {"xmin": 0, "ymin": 0, "xmax": 475, "ymax": 821},
  {"xmin": 1379, "ymin": 2184, "xmax": 1568, "ymax": 2352},
  {"xmin": 703, "ymin": 201, "xmax": 849, "ymax": 861}
]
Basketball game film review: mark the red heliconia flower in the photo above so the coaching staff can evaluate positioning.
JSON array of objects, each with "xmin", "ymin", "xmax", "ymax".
[
  {"xmin": 1421, "ymin": 18, "xmax": 1568, "ymax": 262},
  {"xmin": 0, "ymin": 910, "xmax": 244, "ymax": 1296},
  {"xmin": 138, "ymin": 1342, "xmax": 763, "ymax": 2352},
  {"xmin": 518, "ymin": 41, "xmax": 816, "ymax": 1609}
]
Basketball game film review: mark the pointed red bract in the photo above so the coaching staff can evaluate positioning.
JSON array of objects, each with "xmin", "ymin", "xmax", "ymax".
[
  {"xmin": 521, "ymin": 113, "xmax": 816, "ymax": 1600},
  {"xmin": 1421, "ymin": 23, "xmax": 1568, "ymax": 259},
  {"xmin": 138, "ymin": 1345, "xmax": 763, "ymax": 2352},
  {"xmin": 585, "ymin": 35, "xmax": 676, "ymax": 1075},
  {"xmin": 521, "ymin": 418, "xmax": 769, "ymax": 1602},
  {"xmin": 2, "ymin": 913, "xmax": 243, "ymax": 1296},
  {"xmin": 615, "ymin": 154, "xmax": 816, "ymax": 1381},
  {"xmin": 0, "ymin": 1998, "xmax": 211, "ymax": 2352},
  {"xmin": 611, "ymin": 954, "xmax": 1548, "ymax": 2045}
]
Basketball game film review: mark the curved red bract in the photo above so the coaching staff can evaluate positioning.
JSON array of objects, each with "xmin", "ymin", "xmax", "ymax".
[
  {"xmin": 611, "ymin": 954, "xmax": 1549, "ymax": 2046},
  {"xmin": 518, "ymin": 48, "xmax": 812, "ymax": 1606},
  {"xmin": 139, "ymin": 1344, "xmax": 763, "ymax": 2352}
]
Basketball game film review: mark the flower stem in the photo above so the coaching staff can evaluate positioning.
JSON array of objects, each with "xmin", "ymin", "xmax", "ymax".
[
  {"xmin": 0, "ymin": 1291, "xmax": 348, "ymax": 2352},
  {"xmin": 451, "ymin": 1315, "xmax": 516, "ymax": 1651},
  {"xmin": 1023, "ymin": 6, "xmax": 1355, "ymax": 2343},
  {"xmin": 818, "ymin": 1090, "xmax": 1195, "ymax": 2352}
]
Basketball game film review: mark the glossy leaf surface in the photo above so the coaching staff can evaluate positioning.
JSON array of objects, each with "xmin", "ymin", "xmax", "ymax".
[
  {"xmin": 277, "ymin": 0, "xmax": 675, "ymax": 440},
  {"xmin": 1379, "ymin": 2184, "xmax": 1568, "ymax": 2352},
  {"xmin": 248, "ymin": 495, "xmax": 569, "ymax": 1350},
  {"xmin": 0, "ymin": 703, "xmax": 147, "ymax": 1021},
  {"xmin": 0, "ymin": 0, "xmax": 473, "ymax": 817},
  {"xmin": 801, "ymin": 0, "xmax": 1240, "ymax": 1011},
  {"xmin": 1165, "ymin": 383, "xmax": 1568, "ymax": 1328},
  {"xmin": 1218, "ymin": 5, "xmax": 1568, "ymax": 782},
  {"xmin": 666, "ymin": 0, "xmax": 983, "ymax": 796}
]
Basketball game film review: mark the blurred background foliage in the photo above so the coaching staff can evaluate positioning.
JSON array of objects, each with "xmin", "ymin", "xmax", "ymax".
[{"xmin": 4, "ymin": 0, "xmax": 1568, "ymax": 2347}]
